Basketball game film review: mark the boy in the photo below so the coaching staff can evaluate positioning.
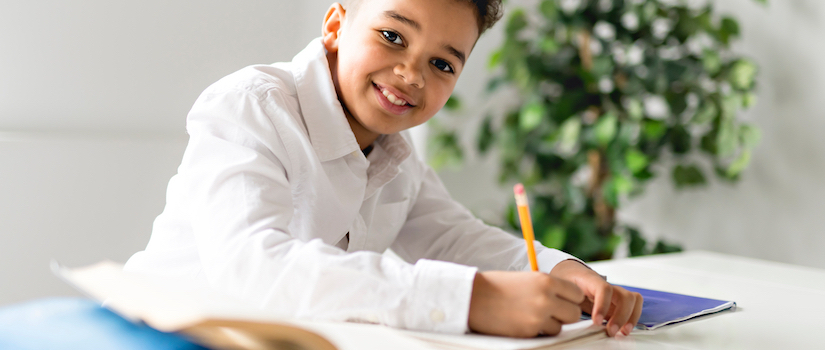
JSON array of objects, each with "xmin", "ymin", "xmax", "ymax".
[{"xmin": 124, "ymin": 0, "xmax": 642, "ymax": 338}]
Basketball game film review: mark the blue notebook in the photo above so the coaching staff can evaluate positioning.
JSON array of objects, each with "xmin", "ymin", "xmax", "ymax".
[
  {"xmin": 617, "ymin": 285, "xmax": 737, "ymax": 330},
  {"xmin": 0, "ymin": 298, "xmax": 207, "ymax": 350}
]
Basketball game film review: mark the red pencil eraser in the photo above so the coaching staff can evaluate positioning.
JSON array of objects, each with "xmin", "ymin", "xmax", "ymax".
[{"xmin": 514, "ymin": 183, "xmax": 524, "ymax": 195}]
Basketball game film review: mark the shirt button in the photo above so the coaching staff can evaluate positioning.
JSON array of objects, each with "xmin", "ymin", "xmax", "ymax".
[{"xmin": 430, "ymin": 309, "xmax": 445, "ymax": 323}]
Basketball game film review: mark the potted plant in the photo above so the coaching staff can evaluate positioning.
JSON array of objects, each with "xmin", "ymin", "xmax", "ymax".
[{"xmin": 430, "ymin": 0, "xmax": 764, "ymax": 261}]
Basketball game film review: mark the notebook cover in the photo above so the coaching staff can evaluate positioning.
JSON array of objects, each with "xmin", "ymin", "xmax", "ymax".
[
  {"xmin": 617, "ymin": 285, "xmax": 737, "ymax": 330},
  {"xmin": 0, "ymin": 298, "xmax": 207, "ymax": 350}
]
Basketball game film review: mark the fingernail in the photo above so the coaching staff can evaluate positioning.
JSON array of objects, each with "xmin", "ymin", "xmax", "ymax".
[
  {"xmin": 609, "ymin": 325, "xmax": 619, "ymax": 336},
  {"xmin": 622, "ymin": 324, "xmax": 633, "ymax": 335}
]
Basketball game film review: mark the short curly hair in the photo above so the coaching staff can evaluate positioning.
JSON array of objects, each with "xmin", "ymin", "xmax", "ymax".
[{"xmin": 342, "ymin": 0, "xmax": 503, "ymax": 36}]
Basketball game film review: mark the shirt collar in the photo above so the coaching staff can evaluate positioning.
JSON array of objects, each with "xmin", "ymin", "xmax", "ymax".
[
  {"xmin": 290, "ymin": 38, "xmax": 360, "ymax": 162},
  {"xmin": 289, "ymin": 38, "xmax": 412, "ymax": 166}
]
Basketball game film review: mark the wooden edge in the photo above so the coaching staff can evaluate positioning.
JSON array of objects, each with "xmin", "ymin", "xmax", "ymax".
[{"xmin": 179, "ymin": 319, "xmax": 338, "ymax": 350}]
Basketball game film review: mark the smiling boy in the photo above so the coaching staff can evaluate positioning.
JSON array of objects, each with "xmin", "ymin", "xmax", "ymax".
[{"xmin": 124, "ymin": 0, "xmax": 642, "ymax": 338}]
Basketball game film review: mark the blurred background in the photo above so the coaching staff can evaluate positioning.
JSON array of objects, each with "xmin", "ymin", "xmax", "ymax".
[{"xmin": 1, "ymin": 0, "xmax": 823, "ymax": 307}]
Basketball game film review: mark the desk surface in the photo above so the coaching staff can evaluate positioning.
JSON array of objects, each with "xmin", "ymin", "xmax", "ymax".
[{"xmin": 579, "ymin": 250, "xmax": 824, "ymax": 349}]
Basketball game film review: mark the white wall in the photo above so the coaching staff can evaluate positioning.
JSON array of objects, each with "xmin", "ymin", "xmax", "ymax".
[
  {"xmin": 1, "ymin": 0, "xmax": 823, "ymax": 307},
  {"xmin": 0, "ymin": 0, "xmax": 326, "ymax": 306}
]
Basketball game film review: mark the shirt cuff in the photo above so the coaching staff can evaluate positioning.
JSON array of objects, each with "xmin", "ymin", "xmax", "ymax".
[
  {"xmin": 404, "ymin": 259, "xmax": 478, "ymax": 333},
  {"xmin": 525, "ymin": 246, "xmax": 589, "ymax": 274}
]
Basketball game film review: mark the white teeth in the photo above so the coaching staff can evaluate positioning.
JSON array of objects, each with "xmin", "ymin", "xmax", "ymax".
[{"xmin": 380, "ymin": 87, "xmax": 407, "ymax": 106}]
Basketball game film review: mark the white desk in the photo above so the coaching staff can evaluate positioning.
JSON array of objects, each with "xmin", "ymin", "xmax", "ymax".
[{"xmin": 576, "ymin": 250, "xmax": 824, "ymax": 349}]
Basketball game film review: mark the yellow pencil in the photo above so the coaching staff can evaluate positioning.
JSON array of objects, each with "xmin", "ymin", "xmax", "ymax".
[{"xmin": 514, "ymin": 183, "xmax": 539, "ymax": 272}]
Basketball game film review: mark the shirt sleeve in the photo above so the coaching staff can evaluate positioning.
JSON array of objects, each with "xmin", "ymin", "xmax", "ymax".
[
  {"xmin": 390, "ymin": 161, "xmax": 586, "ymax": 274},
  {"xmin": 179, "ymin": 86, "xmax": 477, "ymax": 333}
]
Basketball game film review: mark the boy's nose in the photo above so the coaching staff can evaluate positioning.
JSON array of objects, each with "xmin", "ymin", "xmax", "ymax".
[{"xmin": 393, "ymin": 62, "xmax": 424, "ymax": 89}]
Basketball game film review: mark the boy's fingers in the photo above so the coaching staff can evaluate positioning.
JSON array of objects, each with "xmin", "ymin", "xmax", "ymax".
[
  {"xmin": 606, "ymin": 288, "xmax": 635, "ymax": 336},
  {"xmin": 590, "ymin": 282, "xmax": 612, "ymax": 326},
  {"xmin": 622, "ymin": 292, "xmax": 644, "ymax": 335},
  {"xmin": 541, "ymin": 318, "xmax": 563, "ymax": 336},
  {"xmin": 552, "ymin": 278, "xmax": 585, "ymax": 304},
  {"xmin": 551, "ymin": 296, "xmax": 583, "ymax": 324}
]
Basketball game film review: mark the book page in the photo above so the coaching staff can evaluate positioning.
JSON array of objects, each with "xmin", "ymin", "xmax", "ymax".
[
  {"xmin": 53, "ymin": 260, "xmax": 446, "ymax": 350},
  {"xmin": 401, "ymin": 320, "xmax": 605, "ymax": 350}
]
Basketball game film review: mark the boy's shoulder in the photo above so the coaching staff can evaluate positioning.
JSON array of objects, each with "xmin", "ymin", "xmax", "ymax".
[{"xmin": 203, "ymin": 63, "xmax": 298, "ymax": 100}]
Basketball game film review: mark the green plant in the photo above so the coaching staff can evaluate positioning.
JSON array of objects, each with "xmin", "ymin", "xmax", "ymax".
[{"xmin": 430, "ymin": 0, "xmax": 764, "ymax": 261}]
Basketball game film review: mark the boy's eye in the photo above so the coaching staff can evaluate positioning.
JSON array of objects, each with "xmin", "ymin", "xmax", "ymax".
[
  {"xmin": 431, "ymin": 59, "xmax": 454, "ymax": 73},
  {"xmin": 381, "ymin": 30, "xmax": 403, "ymax": 45}
]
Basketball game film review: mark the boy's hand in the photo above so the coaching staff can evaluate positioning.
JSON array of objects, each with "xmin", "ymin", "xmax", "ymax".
[
  {"xmin": 468, "ymin": 271, "xmax": 585, "ymax": 337},
  {"xmin": 549, "ymin": 259, "xmax": 644, "ymax": 337}
]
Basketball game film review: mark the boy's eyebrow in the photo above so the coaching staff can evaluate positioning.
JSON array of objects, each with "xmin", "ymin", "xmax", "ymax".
[
  {"xmin": 384, "ymin": 11, "xmax": 420, "ymax": 31},
  {"xmin": 445, "ymin": 45, "xmax": 466, "ymax": 66},
  {"xmin": 384, "ymin": 11, "xmax": 467, "ymax": 66}
]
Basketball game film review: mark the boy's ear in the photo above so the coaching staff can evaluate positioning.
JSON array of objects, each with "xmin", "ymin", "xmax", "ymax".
[{"xmin": 322, "ymin": 3, "xmax": 347, "ymax": 53}]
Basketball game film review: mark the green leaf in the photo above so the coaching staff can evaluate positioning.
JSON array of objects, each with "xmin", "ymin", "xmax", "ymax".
[
  {"xmin": 669, "ymin": 125, "xmax": 691, "ymax": 155},
  {"xmin": 594, "ymin": 113, "xmax": 618, "ymax": 146},
  {"xmin": 727, "ymin": 149, "xmax": 751, "ymax": 177},
  {"xmin": 739, "ymin": 124, "xmax": 761, "ymax": 149},
  {"xmin": 625, "ymin": 98, "xmax": 644, "ymax": 121},
  {"xmin": 540, "ymin": 226, "xmax": 566, "ymax": 249},
  {"xmin": 612, "ymin": 174, "xmax": 634, "ymax": 196},
  {"xmin": 625, "ymin": 149, "xmax": 649, "ymax": 174},
  {"xmin": 486, "ymin": 76, "xmax": 505, "ymax": 93},
  {"xmin": 692, "ymin": 101, "xmax": 718, "ymax": 125},
  {"xmin": 702, "ymin": 50, "xmax": 722, "ymax": 75},
  {"xmin": 652, "ymin": 239, "xmax": 683, "ymax": 254},
  {"xmin": 511, "ymin": 59, "xmax": 532, "ymax": 90},
  {"xmin": 557, "ymin": 118, "xmax": 582, "ymax": 156},
  {"xmin": 428, "ymin": 132, "xmax": 464, "ymax": 170},
  {"xmin": 444, "ymin": 95, "xmax": 461, "ymax": 111},
  {"xmin": 642, "ymin": 120, "xmax": 667, "ymax": 141},
  {"xmin": 719, "ymin": 17, "xmax": 740, "ymax": 45},
  {"xmin": 717, "ymin": 117, "xmax": 737, "ymax": 156},
  {"xmin": 592, "ymin": 57, "xmax": 614, "ymax": 78},
  {"xmin": 540, "ymin": 37, "xmax": 560, "ymax": 54},
  {"xmin": 605, "ymin": 234, "xmax": 623, "ymax": 258},
  {"xmin": 477, "ymin": 116, "xmax": 495, "ymax": 154},
  {"xmin": 566, "ymin": 216, "xmax": 601, "ymax": 260},
  {"xmin": 672, "ymin": 164, "xmax": 708, "ymax": 188},
  {"xmin": 506, "ymin": 9, "xmax": 528, "ymax": 37},
  {"xmin": 742, "ymin": 92, "xmax": 757, "ymax": 108},
  {"xmin": 603, "ymin": 184, "xmax": 619, "ymax": 209},
  {"xmin": 722, "ymin": 94, "xmax": 741, "ymax": 120},
  {"xmin": 627, "ymin": 227, "xmax": 649, "ymax": 257},
  {"xmin": 488, "ymin": 49, "xmax": 503, "ymax": 69},
  {"xmin": 700, "ymin": 129, "xmax": 718, "ymax": 154},
  {"xmin": 520, "ymin": 102, "xmax": 546, "ymax": 131},
  {"xmin": 730, "ymin": 59, "xmax": 758, "ymax": 90},
  {"xmin": 539, "ymin": 0, "xmax": 558, "ymax": 21}
]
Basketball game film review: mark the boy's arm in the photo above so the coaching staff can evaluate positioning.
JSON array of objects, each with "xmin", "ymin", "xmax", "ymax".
[
  {"xmin": 389, "ymin": 160, "xmax": 642, "ymax": 337},
  {"xmin": 389, "ymin": 163, "xmax": 579, "ymax": 273},
  {"xmin": 177, "ymin": 87, "xmax": 477, "ymax": 333}
]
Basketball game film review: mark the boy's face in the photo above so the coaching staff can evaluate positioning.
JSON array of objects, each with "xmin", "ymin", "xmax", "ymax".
[{"xmin": 322, "ymin": 0, "xmax": 479, "ymax": 144}]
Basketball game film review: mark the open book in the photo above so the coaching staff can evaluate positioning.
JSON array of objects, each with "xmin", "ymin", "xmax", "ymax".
[{"xmin": 53, "ymin": 261, "xmax": 606, "ymax": 350}]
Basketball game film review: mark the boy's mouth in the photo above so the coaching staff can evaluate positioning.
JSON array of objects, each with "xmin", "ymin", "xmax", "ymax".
[{"xmin": 373, "ymin": 83, "xmax": 415, "ymax": 107}]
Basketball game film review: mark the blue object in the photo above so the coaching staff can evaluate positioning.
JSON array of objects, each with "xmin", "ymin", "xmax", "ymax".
[
  {"xmin": 0, "ymin": 298, "xmax": 209, "ymax": 350},
  {"xmin": 618, "ymin": 285, "xmax": 736, "ymax": 330}
]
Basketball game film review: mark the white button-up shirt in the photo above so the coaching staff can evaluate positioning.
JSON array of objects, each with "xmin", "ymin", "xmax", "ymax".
[{"xmin": 124, "ymin": 38, "xmax": 580, "ymax": 334}]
